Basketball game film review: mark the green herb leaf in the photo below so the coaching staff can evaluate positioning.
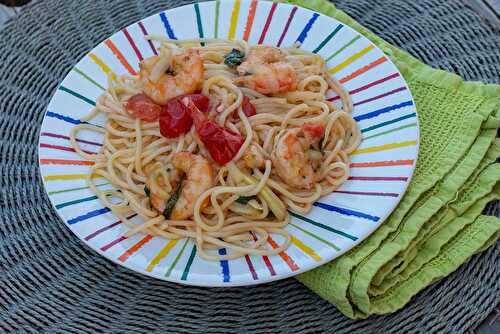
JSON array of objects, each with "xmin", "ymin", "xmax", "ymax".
[
  {"xmin": 144, "ymin": 185, "xmax": 151, "ymax": 197},
  {"xmin": 318, "ymin": 136, "xmax": 325, "ymax": 153},
  {"xmin": 235, "ymin": 195, "xmax": 256, "ymax": 205},
  {"xmin": 162, "ymin": 177, "xmax": 184, "ymax": 219},
  {"xmin": 224, "ymin": 48, "xmax": 245, "ymax": 68}
]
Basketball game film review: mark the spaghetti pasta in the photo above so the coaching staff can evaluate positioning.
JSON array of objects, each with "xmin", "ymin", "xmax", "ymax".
[{"xmin": 71, "ymin": 38, "xmax": 361, "ymax": 261}]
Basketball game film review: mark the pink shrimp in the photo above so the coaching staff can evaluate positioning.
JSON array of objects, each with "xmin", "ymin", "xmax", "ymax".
[
  {"xmin": 139, "ymin": 49, "xmax": 204, "ymax": 105},
  {"xmin": 235, "ymin": 46, "xmax": 297, "ymax": 95}
]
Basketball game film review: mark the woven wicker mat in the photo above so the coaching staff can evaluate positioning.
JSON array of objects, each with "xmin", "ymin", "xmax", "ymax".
[{"xmin": 0, "ymin": 0, "xmax": 498, "ymax": 333}]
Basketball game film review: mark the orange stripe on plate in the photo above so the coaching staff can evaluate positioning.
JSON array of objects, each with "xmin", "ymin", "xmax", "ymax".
[
  {"xmin": 40, "ymin": 159, "xmax": 95, "ymax": 166},
  {"xmin": 267, "ymin": 236, "xmax": 299, "ymax": 271},
  {"xmin": 350, "ymin": 159, "xmax": 414, "ymax": 168},
  {"xmin": 243, "ymin": 0, "xmax": 258, "ymax": 41},
  {"xmin": 339, "ymin": 56, "xmax": 387, "ymax": 84},
  {"xmin": 104, "ymin": 39, "xmax": 137, "ymax": 75},
  {"xmin": 118, "ymin": 235, "xmax": 153, "ymax": 262}
]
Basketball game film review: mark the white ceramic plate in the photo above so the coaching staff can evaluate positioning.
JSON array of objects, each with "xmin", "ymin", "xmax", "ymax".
[{"xmin": 38, "ymin": 0, "xmax": 419, "ymax": 286}]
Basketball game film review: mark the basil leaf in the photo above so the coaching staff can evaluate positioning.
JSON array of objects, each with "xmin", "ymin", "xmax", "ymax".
[
  {"xmin": 224, "ymin": 48, "xmax": 245, "ymax": 68},
  {"xmin": 144, "ymin": 185, "xmax": 151, "ymax": 197},
  {"xmin": 235, "ymin": 195, "xmax": 256, "ymax": 204},
  {"xmin": 162, "ymin": 177, "xmax": 184, "ymax": 219},
  {"xmin": 318, "ymin": 136, "xmax": 325, "ymax": 153}
]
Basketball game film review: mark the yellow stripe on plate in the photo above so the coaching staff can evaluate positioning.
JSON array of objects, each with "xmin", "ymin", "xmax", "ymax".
[
  {"xmin": 146, "ymin": 240, "xmax": 179, "ymax": 272},
  {"xmin": 291, "ymin": 236, "xmax": 322, "ymax": 262},
  {"xmin": 328, "ymin": 45, "xmax": 374, "ymax": 74},
  {"xmin": 351, "ymin": 140, "xmax": 417, "ymax": 155},
  {"xmin": 228, "ymin": 0, "xmax": 241, "ymax": 39},
  {"xmin": 43, "ymin": 173, "xmax": 100, "ymax": 181},
  {"xmin": 88, "ymin": 53, "xmax": 117, "ymax": 81}
]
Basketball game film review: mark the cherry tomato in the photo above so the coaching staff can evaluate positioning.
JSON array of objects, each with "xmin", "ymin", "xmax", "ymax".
[
  {"xmin": 125, "ymin": 94, "xmax": 162, "ymax": 122},
  {"xmin": 186, "ymin": 99, "xmax": 244, "ymax": 165},
  {"xmin": 302, "ymin": 123, "xmax": 325, "ymax": 143},
  {"xmin": 158, "ymin": 94, "xmax": 210, "ymax": 138},
  {"xmin": 182, "ymin": 93, "xmax": 210, "ymax": 113},
  {"xmin": 242, "ymin": 96, "xmax": 256, "ymax": 117},
  {"xmin": 230, "ymin": 96, "xmax": 256, "ymax": 121},
  {"xmin": 159, "ymin": 98, "xmax": 193, "ymax": 138}
]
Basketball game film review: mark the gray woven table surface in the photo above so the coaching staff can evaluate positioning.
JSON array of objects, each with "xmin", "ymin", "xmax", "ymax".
[{"xmin": 0, "ymin": 0, "xmax": 499, "ymax": 333}]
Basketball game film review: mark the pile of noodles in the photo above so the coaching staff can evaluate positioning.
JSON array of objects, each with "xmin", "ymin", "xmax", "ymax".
[{"xmin": 71, "ymin": 38, "xmax": 361, "ymax": 260}]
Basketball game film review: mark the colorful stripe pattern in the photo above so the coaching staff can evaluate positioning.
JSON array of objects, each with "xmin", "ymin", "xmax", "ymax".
[
  {"xmin": 242, "ymin": 0, "xmax": 258, "ymax": 41},
  {"xmin": 268, "ymin": 236, "xmax": 299, "ymax": 271},
  {"xmin": 138, "ymin": 21, "xmax": 158, "ymax": 55},
  {"xmin": 122, "ymin": 27, "xmax": 143, "ymax": 61},
  {"xmin": 59, "ymin": 86, "xmax": 96, "ymax": 106},
  {"xmin": 258, "ymin": 2, "xmax": 277, "ymax": 44},
  {"xmin": 228, "ymin": 0, "xmax": 241, "ymax": 40},
  {"xmin": 88, "ymin": 53, "xmax": 116, "ymax": 80},
  {"xmin": 313, "ymin": 24, "xmax": 343, "ymax": 53},
  {"xmin": 166, "ymin": 239, "xmax": 189, "ymax": 278},
  {"xmin": 146, "ymin": 240, "xmax": 178, "ymax": 272},
  {"xmin": 160, "ymin": 12, "xmax": 177, "ymax": 39},
  {"xmin": 104, "ymin": 39, "xmax": 137, "ymax": 75},
  {"xmin": 296, "ymin": 13, "xmax": 319, "ymax": 44},
  {"xmin": 118, "ymin": 235, "xmax": 153, "ymax": 262},
  {"xmin": 277, "ymin": 6, "xmax": 298, "ymax": 47},
  {"xmin": 39, "ymin": 1, "xmax": 419, "ymax": 286},
  {"xmin": 219, "ymin": 248, "xmax": 231, "ymax": 282},
  {"xmin": 328, "ymin": 44, "xmax": 373, "ymax": 74},
  {"xmin": 67, "ymin": 207, "xmax": 111, "ymax": 225},
  {"xmin": 181, "ymin": 244, "xmax": 197, "ymax": 280},
  {"xmin": 194, "ymin": 3, "xmax": 205, "ymax": 43}
]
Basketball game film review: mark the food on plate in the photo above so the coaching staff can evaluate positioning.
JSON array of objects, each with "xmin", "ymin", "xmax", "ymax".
[{"xmin": 71, "ymin": 38, "xmax": 361, "ymax": 260}]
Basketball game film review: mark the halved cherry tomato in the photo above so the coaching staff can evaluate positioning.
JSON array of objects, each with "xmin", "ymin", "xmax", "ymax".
[
  {"xmin": 159, "ymin": 99, "xmax": 192, "ymax": 138},
  {"xmin": 159, "ymin": 94, "xmax": 210, "ymax": 138},
  {"xmin": 230, "ymin": 96, "xmax": 256, "ymax": 121},
  {"xmin": 181, "ymin": 93, "xmax": 210, "ymax": 113},
  {"xmin": 242, "ymin": 96, "xmax": 256, "ymax": 117},
  {"xmin": 186, "ymin": 98, "xmax": 244, "ymax": 165},
  {"xmin": 302, "ymin": 123, "xmax": 325, "ymax": 143},
  {"xmin": 125, "ymin": 94, "xmax": 162, "ymax": 122}
]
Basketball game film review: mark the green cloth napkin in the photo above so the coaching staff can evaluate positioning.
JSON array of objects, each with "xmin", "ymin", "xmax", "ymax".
[{"xmin": 286, "ymin": 0, "xmax": 500, "ymax": 318}]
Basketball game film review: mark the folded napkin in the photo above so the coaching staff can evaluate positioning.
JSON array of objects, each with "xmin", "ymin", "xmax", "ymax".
[{"xmin": 286, "ymin": 0, "xmax": 500, "ymax": 318}]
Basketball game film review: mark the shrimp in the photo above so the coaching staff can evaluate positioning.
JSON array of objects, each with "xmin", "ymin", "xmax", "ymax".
[
  {"xmin": 235, "ymin": 46, "xmax": 297, "ymax": 95},
  {"xmin": 170, "ymin": 152, "xmax": 214, "ymax": 220},
  {"xmin": 139, "ymin": 48, "xmax": 204, "ymax": 105},
  {"xmin": 271, "ymin": 124, "xmax": 325, "ymax": 190},
  {"xmin": 237, "ymin": 46, "xmax": 286, "ymax": 73}
]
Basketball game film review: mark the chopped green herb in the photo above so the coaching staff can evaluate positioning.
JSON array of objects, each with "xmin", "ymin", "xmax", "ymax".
[
  {"xmin": 235, "ymin": 195, "xmax": 256, "ymax": 204},
  {"xmin": 318, "ymin": 136, "xmax": 325, "ymax": 153},
  {"xmin": 162, "ymin": 177, "xmax": 184, "ymax": 219},
  {"xmin": 144, "ymin": 185, "xmax": 153, "ymax": 208},
  {"xmin": 224, "ymin": 48, "xmax": 245, "ymax": 68}
]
